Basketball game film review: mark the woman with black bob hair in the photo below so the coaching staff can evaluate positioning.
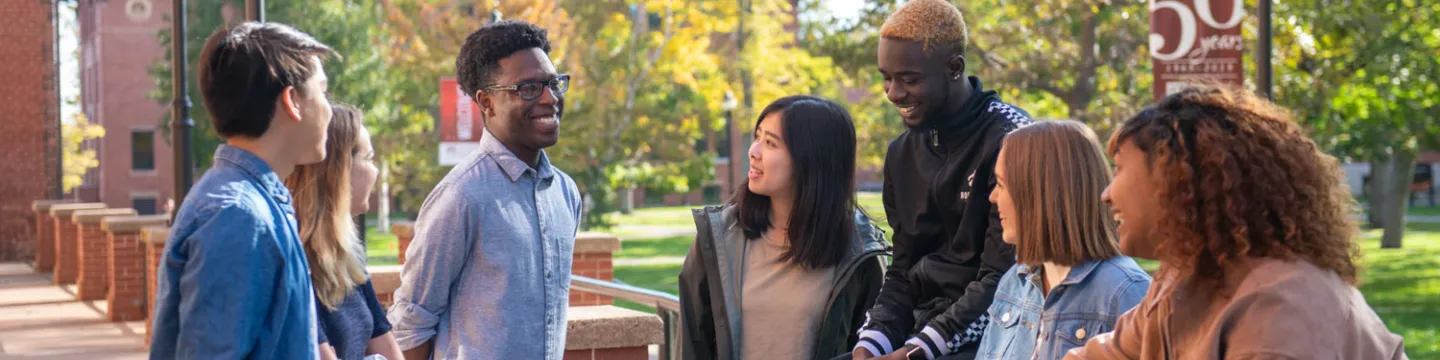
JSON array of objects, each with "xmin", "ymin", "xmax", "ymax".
[{"xmin": 679, "ymin": 95, "xmax": 889, "ymax": 360}]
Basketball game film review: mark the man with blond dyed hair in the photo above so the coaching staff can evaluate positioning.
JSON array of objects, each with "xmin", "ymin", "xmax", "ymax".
[{"xmin": 849, "ymin": 0, "xmax": 1033, "ymax": 359}]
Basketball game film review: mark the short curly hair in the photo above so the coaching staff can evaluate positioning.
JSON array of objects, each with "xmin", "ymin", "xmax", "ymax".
[
  {"xmin": 1111, "ymin": 86, "xmax": 1361, "ymax": 287},
  {"xmin": 456, "ymin": 20, "xmax": 552, "ymax": 98},
  {"xmin": 879, "ymin": 0, "xmax": 967, "ymax": 55}
]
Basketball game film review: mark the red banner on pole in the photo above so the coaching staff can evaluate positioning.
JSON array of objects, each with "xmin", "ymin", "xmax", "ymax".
[
  {"xmin": 1150, "ymin": 0, "xmax": 1245, "ymax": 100},
  {"xmin": 439, "ymin": 77, "xmax": 484, "ymax": 165}
]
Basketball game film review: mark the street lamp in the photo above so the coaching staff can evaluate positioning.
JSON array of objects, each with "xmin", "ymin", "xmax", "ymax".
[
  {"xmin": 721, "ymin": 91, "xmax": 737, "ymax": 198},
  {"xmin": 170, "ymin": 0, "xmax": 194, "ymax": 224}
]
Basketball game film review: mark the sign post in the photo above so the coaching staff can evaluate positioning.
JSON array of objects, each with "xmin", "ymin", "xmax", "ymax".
[
  {"xmin": 1150, "ymin": 0, "xmax": 1245, "ymax": 100},
  {"xmin": 439, "ymin": 77, "xmax": 484, "ymax": 166}
]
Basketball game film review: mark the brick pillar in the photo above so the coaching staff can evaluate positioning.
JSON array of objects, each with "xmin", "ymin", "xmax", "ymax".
[
  {"xmin": 145, "ymin": 226, "xmax": 170, "ymax": 346},
  {"xmin": 101, "ymin": 217, "xmax": 169, "ymax": 322},
  {"xmin": 72, "ymin": 209, "xmax": 137, "ymax": 300},
  {"xmin": 570, "ymin": 233, "xmax": 621, "ymax": 306},
  {"xmin": 31, "ymin": 200, "xmax": 67, "ymax": 272},
  {"xmin": 392, "ymin": 221, "xmax": 414, "ymax": 265},
  {"xmin": 50, "ymin": 203, "xmax": 105, "ymax": 285}
]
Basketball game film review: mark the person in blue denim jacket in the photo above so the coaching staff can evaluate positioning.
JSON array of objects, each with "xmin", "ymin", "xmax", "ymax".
[
  {"xmin": 150, "ymin": 22, "xmax": 337, "ymax": 359},
  {"xmin": 975, "ymin": 121, "xmax": 1151, "ymax": 360}
]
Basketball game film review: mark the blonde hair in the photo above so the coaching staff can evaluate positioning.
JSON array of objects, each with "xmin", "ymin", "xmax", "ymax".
[
  {"xmin": 1001, "ymin": 120, "xmax": 1121, "ymax": 266},
  {"xmin": 285, "ymin": 104, "xmax": 367, "ymax": 310},
  {"xmin": 880, "ymin": 0, "xmax": 968, "ymax": 54}
]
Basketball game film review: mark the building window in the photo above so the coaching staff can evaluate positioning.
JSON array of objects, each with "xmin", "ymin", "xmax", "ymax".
[
  {"xmin": 132, "ymin": 197, "xmax": 158, "ymax": 215},
  {"xmin": 132, "ymin": 130, "xmax": 155, "ymax": 171},
  {"xmin": 703, "ymin": 185, "xmax": 722, "ymax": 204}
]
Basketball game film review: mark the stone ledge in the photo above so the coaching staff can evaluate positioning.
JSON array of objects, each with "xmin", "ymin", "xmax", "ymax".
[
  {"xmin": 369, "ymin": 265, "xmax": 402, "ymax": 295},
  {"xmin": 141, "ymin": 226, "xmax": 171, "ymax": 245},
  {"xmin": 575, "ymin": 233, "xmax": 621, "ymax": 254},
  {"xmin": 32, "ymin": 199, "xmax": 70, "ymax": 212},
  {"xmin": 50, "ymin": 203, "xmax": 107, "ymax": 217},
  {"xmin": 103, "ymin": 215, "xmax": 170, "ymax": 234},
  {"xmin": 73, "ymin": 209, "xmax": 138, "ymax": 224},
  {"xmin": 565, "ymin": 305, "xmax": 664, "ymax": 350}
]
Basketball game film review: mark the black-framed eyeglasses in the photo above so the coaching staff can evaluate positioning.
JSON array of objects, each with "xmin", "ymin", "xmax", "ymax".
[{"xmin": 483, "ymin": 74, "xmax": 570, "ymax": 101}]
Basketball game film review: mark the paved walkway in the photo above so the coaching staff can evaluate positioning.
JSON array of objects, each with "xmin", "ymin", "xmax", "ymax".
[{"xmin": 0, "ymin": 263, "xmax": 148, "ymax": 359}]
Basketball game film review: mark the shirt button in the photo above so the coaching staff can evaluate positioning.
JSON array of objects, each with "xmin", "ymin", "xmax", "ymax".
[
  {"xmin": 1075, "ymin": 328, "xmax": 1087, "ymax": 340},
  {"xmin": 546, "ymin": 270, "xmax": 552, "ymax": 279},
  {"xmin": 1002, "ymin": 312, "xmax": 1011, "ymax": 323}
]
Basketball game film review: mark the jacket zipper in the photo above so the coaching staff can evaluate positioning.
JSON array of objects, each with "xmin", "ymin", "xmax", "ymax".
[
  {"xmin": 814, "ymin": 249, "xmax": 888, "ymax": 359},
  {"xmin": 931, "ymin": 129, "xmax": 940, "ymax": 148}
]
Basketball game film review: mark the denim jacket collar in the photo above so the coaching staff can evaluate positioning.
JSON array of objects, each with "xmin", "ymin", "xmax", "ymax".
[
  {"xmin": 478, "ymin": 129, "xmax": 556, "ymax": 183},
  {"xmin": 1015, "ymin": 259, "xmax": 1105, "ymax": 288},
  {"xmin": 213, "ymin": 144, "xmax": 292, "ymax": 206}
]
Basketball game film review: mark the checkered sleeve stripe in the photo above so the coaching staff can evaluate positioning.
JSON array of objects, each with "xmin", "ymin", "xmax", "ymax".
[{"xmin": 904, "ymin": 314, "xmax": 991, "ymax": 359}]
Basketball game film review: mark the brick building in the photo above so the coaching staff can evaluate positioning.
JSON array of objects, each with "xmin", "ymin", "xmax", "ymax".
[
  {"xmin": 0, "ymin": 0, "xmax": 63, "ymax": 261},
  {"xmin": 75, "ymin": 0, "xmax": 175, "ymax": 215}
]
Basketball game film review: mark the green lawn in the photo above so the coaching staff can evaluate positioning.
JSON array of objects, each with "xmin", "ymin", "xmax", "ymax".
[
  {"xmin": 365, "ymin": 227, "xmax": 400, "ymax": 266},
  {"xmin": 617, "ymin": 235, "xmax": 694, "ymax": 259},
  {"xmin": 1411, "ymin": 207, "xmax": 1440, "ymax": 217}
]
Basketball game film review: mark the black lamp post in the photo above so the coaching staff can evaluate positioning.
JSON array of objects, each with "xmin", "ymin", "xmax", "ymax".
[{"xmin": 170, "ymin": 0, "xmax": 194, "ymax": 222}]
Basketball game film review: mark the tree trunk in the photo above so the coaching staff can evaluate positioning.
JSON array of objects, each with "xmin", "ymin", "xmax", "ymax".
[
  {"xmin": 620, "ymin": 186, "xmax": 636, "ymax": 215},
  {"xmin": 1380, "ymin": 150, "xmax": 1417, "ymax": 248},
  {"xmin": 1366, "ymin": 161, "xmax": 1387, "ymax": 229}
]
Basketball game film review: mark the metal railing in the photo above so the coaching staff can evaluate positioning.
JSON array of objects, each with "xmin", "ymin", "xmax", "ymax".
[{"xmin": 570, "ymin": 275, "xmax": 682, "ymax": 360}]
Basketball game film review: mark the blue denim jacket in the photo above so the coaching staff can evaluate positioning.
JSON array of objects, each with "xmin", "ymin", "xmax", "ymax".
[
  {"xmin": 150, "ymin": 145, "xmax": 318, "ymax": 360},
  {"xmin": 975, "ymin": 256, "xmax": 1150, "ymax": 360},
  {"xmin": 387, "ymin": 130, "xmax": 583, "ymax": 359}
]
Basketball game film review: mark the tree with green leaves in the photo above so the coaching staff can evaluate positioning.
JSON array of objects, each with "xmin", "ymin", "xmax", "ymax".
[{"xmin": 1273, "ymin": 0, "xmax": 1439, "ymax": 248}]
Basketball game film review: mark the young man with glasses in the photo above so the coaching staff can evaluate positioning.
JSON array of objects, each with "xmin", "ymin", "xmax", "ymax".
[{"xmin": 387, "ymin": 20, "xmax": 583, "ymax": 360}]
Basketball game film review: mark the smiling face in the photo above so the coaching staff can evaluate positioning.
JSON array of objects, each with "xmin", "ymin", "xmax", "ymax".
[
  {"xmin": 479, "ymin": 47, "xmax": 564, "ymax": 152},
  {"xmin": 1102, "ymin": 139, "xmax": 1162, "ymax": 259},
  {"xmin": 745, "ymin": 112, "xmax": 796, "ymax": 200},
  {"xmin": 878, "ymin": 38, "xmax": 961, "ymax": 127},
  {"xmin": 990, "ymin": 147, "xmax": 1019, "ymax": 245}
]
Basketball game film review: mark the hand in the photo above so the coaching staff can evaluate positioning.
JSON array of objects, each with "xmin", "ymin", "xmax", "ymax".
[
  {"xmin": 853, "ymin": 348, "xmax": 874, "ymax": 360},
  {"xmin": 874, "ymin": 351, "xmax": 909, "ymax": 360}
]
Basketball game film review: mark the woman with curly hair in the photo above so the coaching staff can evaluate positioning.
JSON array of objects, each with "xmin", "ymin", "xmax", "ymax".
[{"xmin": 1065, "ymin": 86, "xmax": 1406, "ymax": 359}]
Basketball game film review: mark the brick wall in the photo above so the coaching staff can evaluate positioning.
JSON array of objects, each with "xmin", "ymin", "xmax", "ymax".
[
  {"xmin": 105, "ymin": 218, "xmax": 167, "ymax": 322},
  {"xmin": 32, "ymin": 200, "xmax": 66, "ymax": 271},
  {"xmin": 74, "ymin": 209, "xmax": 136, "ymax": 300},
  {"xmin": 50, "ymin": 203, "xmax": 104, "ymax": 285},
  {"xmin": 0, "ymin": 0, "xmax": 62, "ymax": 262},
  {"xmin": 145, "ymin": 228, "xmax": 168, "ymax": 346},
  {"xmin": 570, "ymin": 233, "xmax": 620, "ymax": 307}
]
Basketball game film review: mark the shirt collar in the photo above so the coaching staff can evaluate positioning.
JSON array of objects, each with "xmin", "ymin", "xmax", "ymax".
[
  {"xmin": 478, "ymin": 129, "xmax": 556, "ymax": 183},
  {"xmin": 213, "ymin": 144, "xmax": 292, "ymax": 205},
  {"xmin": 1014, "ymin": 259, "xmax": 1105, "ymax": 287}
]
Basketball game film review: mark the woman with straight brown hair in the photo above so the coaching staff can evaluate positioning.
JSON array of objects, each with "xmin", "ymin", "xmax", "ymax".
[
  {"xmin": 975, "ymin": 120, "xmax": 1151, "ymax": 360},
  {"xmin": 286, "ymin": 104, "xmax": 404, "ymax": 360}
]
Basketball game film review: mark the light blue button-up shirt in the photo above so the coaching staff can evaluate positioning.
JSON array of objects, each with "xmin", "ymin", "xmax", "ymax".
[
  {"xmin": 388, "ymin": 131, "xmax": 582, "ymax": 359},
  {"xmin": 150, "ymin": 145, "xmax": 319, "ymax": 360}
]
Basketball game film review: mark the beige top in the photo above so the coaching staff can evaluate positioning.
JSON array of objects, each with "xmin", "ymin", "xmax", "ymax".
[
  {"xmin": 1065, "ymin": 258, "xmax": 1407, "ymax": 360},
  {"xmin": 739, "ymin": 233, "xmax": 837, "ymax": 359}
]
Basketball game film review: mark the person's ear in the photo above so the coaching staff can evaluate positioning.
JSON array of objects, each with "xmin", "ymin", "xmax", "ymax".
[
  {"xmin": 948, "ymin": 54, "xmax": 967, "ymax": 81},
  {"xmin": 280, "ymin": 86, "xmax": 304, "ymax": 122},
  {"xmin": 475, "ymin": 90, "xmax": 495, "ymax": 118}
]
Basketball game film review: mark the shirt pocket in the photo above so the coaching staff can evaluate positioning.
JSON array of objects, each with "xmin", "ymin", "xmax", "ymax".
[
  {"xmin": 980, "ymin": 300, "xmax": 1031, "ymax": 359},
  {"xmin": 1053, "ymin": 318, "xmax": 1111, "ymax": 352}
]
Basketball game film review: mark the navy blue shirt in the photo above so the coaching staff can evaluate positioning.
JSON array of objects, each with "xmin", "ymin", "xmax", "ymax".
[
  {"xmin": 150, "ymin": 145, "xmax": 319, "ymax": 359},
  {"xmin": 317, "ymin": 278, "xmax": 392, "ymax": 360}
]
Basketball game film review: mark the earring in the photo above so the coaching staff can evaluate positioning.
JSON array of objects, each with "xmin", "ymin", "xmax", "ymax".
[{"xmin": 952, "ymin": 74, "xmax": 962, "ymax": 81}]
